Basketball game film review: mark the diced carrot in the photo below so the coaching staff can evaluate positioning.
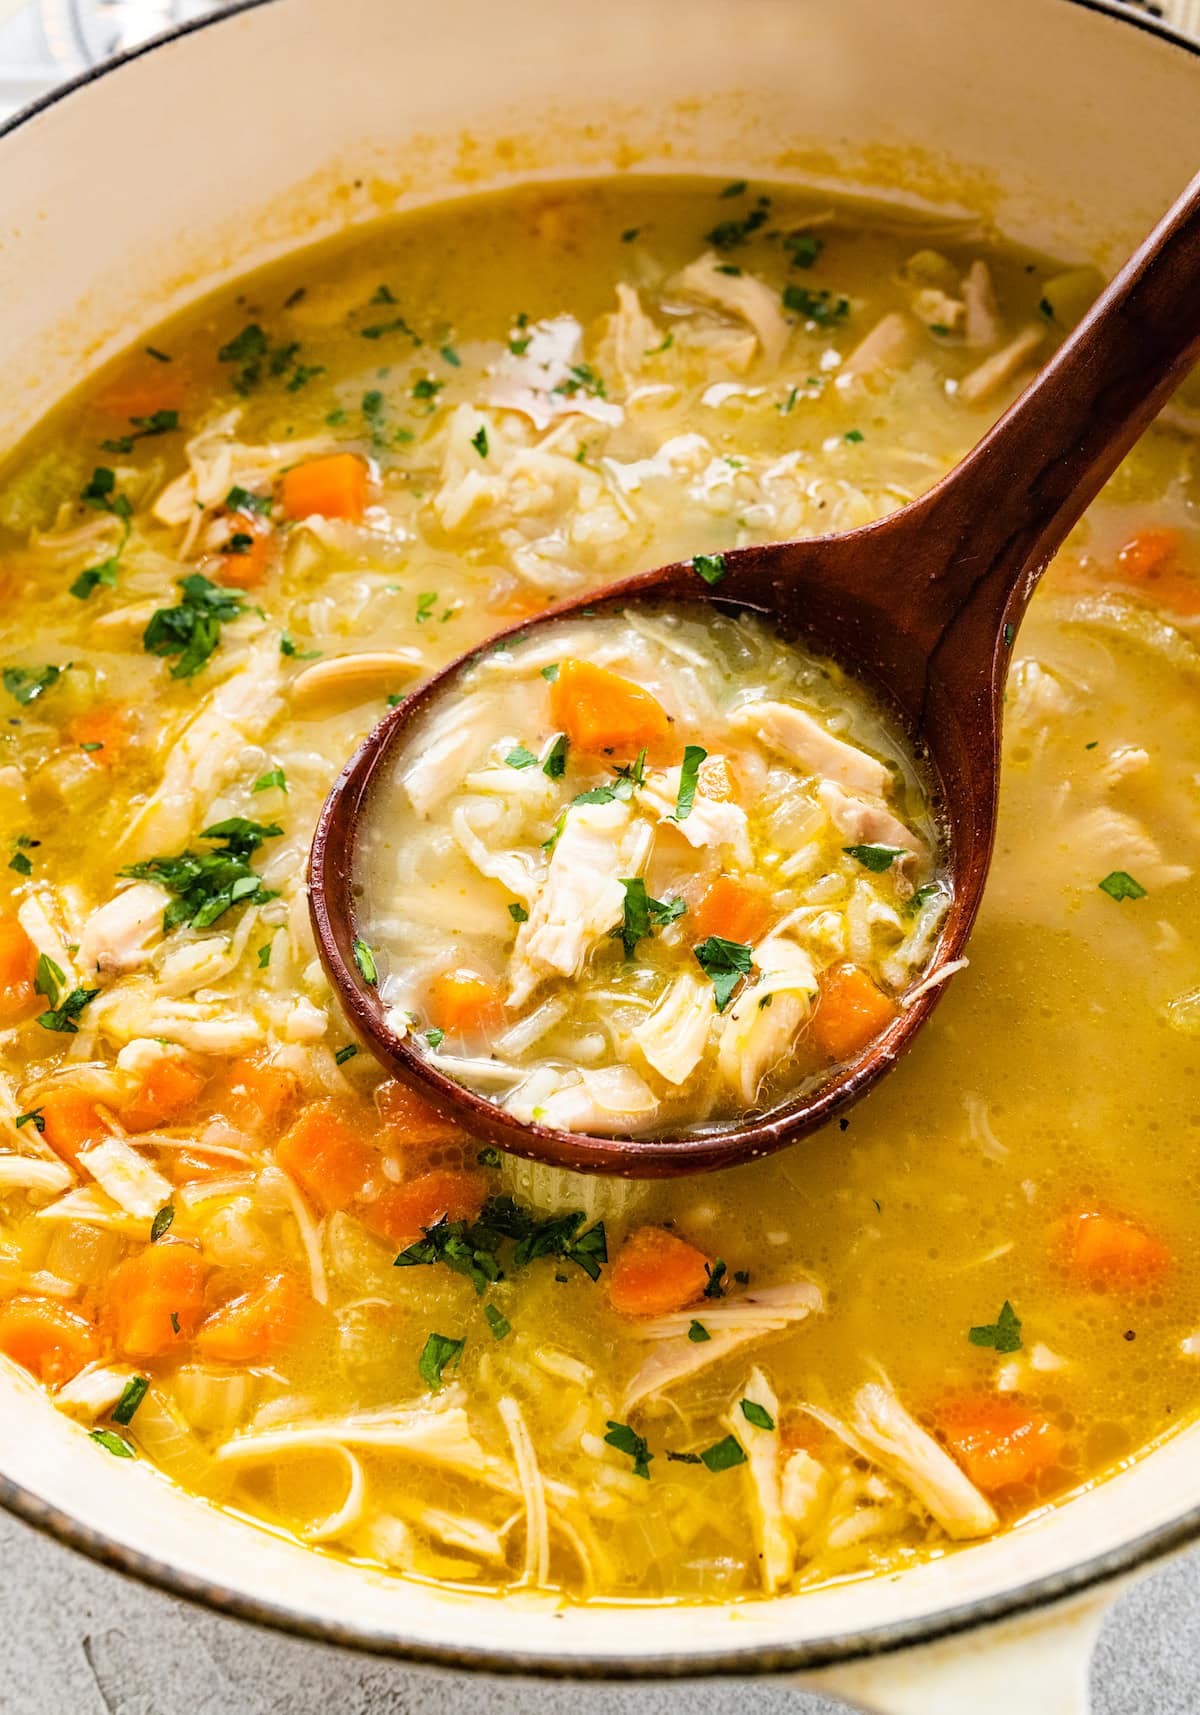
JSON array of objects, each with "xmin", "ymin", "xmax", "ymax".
[
  {"xmin": 275, "ymin": 1102, "xmax": 377, "ymax": 1211},
  {"xmin": 936, "ymin": 1396, "xmax": 1065, "ymax": 1495},
  {"xmin": 0, "ymin": 1295, "xmax": 99, "ymax": 1386},
  {"xmin": 690, "ymin": 874, "xmax": 773, "ymax": 946},
  {"xmin": 1057, "ymin": 1210, "xmax": 1170, "ymax": 1290},
  {"xmin": 215, "ymin": 527, "xmax": 273, "ymax": 590},
  {"xmin": 697, "ymin": 754, "xmax": 738, "ymax": 802},
  {"xmin": 808, "ymin": 962, "xmax": 898, "ymax": 1062},
  {"xmin": 166, "ymin": 1149, "xmax": 233, "ymax": 1185},
  {"xmin": 110, "ymin": 1242, "xmax": 209, "ymax": 1360},
  {"xmin": 94, "ymin": 370, "xmax": 185, "ymax": 423},
  {"xmin": 549, "ymin": 659, "xmax": 673, "ymax": 757},
  {"xmin": 212, "ymin": 1052, "xmax": 299, "ymax": 1136},
  {"xmin": 608, "ymin": 1225, "xmax": 712, "ymax": 1318},
  {"xmin": 361, "ymin": 1168, "xmax": 487, "ymax": 1248},
  {"xmin": 1116, "ymin": 528, "xmax": 1180, "ymax": 581},
  {"xmin": 195, "ymin": 1271, "xmax": 304, "ymax": 1364},
  {"xmin": 38, "ymin": 1087, "xmax": 107, "ymax": 1163},
  {"xmin": 280, "ymin": 453, "xmax": 369, "ymax": 523},
  {"xmin": 120, "ymin": 1057, "xmax": 208, "ymax": 1133},
  {"xmin": 0, "ymin": 917, "xmax": 38, "ymax": 1023},
  {"xmin": 65, "ymin": 705, "xmax": 133, "ymax": 768},
  {"xmin": 375, "ymin": 1079, "xmax": 468, "ymax": 1148},
  {"xmin": 780, "ymin": 1414, "xmax": 831, "ymax": 1458},
  {"xmin": 427, "ymin": 968, "xmax": 504, "ymax": 1036}
]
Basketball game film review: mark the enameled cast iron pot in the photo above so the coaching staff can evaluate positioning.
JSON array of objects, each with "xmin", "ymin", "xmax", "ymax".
[{"xmin": 0, "ymin": 2, "xmax": 1197, "ymax": 1707}]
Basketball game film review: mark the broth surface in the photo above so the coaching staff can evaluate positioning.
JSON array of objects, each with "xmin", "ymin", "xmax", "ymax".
[{"xmin": 0, "ymin": 178, "xmax": 1197, "ymax": 1602}]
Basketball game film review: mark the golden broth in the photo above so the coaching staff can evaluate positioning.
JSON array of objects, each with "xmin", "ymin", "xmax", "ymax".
[{"xmin": 0, "ymin": 177, "xmax": 1196, "ymax": 1602}]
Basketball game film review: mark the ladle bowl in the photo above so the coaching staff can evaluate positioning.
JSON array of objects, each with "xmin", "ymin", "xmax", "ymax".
[{"xmin": 310, "ymin": 167, "xmax": 1200, "ymax": 1177}]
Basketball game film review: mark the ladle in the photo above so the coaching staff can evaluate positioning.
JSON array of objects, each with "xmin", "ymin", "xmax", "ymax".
[{"xmin": 311, "ymin": 168, "xmax": 1200, "ymax": 1177}]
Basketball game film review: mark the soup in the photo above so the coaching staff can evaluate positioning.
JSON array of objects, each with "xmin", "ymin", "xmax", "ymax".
[
  {"xmin": 361, "ymin": 607, "xmax": 945, "ymax": 1135},
  {"xmin": 0, "ymin": 177, "xmax": 1197, "ymax": 1603}
]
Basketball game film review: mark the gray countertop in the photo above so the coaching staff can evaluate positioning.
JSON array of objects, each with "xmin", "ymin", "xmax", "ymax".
[{"xmin": 1, "ymin": 2, "xmax": 1199, "ymax": 1709}]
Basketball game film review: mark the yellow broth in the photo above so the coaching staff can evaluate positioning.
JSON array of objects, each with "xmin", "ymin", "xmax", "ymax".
[{"xmin": 0, "ymin": 178, "xmax": 1195, "ymax": 1601}]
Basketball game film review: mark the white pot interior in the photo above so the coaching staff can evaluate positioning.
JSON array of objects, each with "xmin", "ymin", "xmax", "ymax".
[{"xmin": 0, "ymin": 0, "xmax": 1198, "ymax": 1671}]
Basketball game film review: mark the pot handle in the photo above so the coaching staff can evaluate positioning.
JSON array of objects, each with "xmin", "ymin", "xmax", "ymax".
[{"xmin": 797, "ymin": 1582, "xmax": 1122, "ymax": 1715}]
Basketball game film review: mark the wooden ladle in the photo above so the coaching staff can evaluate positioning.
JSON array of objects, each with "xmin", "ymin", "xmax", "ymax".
[{"xmin": 311, "ymin": 169, "xmax": 1200, "ymax": 1177}]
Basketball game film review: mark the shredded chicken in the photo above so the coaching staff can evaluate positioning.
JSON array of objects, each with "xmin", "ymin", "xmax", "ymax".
[
  {"xmin": 499, "ymin": 1395, "xmax": 551, "ymax": 1586},
  {"xmin": 669, "ymin": 254, "xmax": 789, "ymax": 367},
  {"xmin": 816, "ymin": 779, "xmax": 924, "ymax": 860},
  {"xmin": 75, "ymin": 1137, "xmax": 172, "ymax": 1220},
  {"xmin": 732, "ymin": 701, "xmax": 890, "ymax": 797},
  {"xmin": 633, "ymin": 972, "xmax": 714, "ymax": 1086},
  {"xmin": 624, "ymin": 1282, "xmax": 824, "ymax": 1411},
  {"xmin": 958, "ymin": 324, "xmax": 1044, "ymax": 405},
  {"xmin": 718, "ymin": 937, "xmax": 817, "ymax": 1104},
  {"xmin": 724, "ymin": 1367, "xmax": 793, "ymax": 1593},
  {"xmin": 837, "ymin": 312, "xmax": 917, "ymax": 386},
  {"xmin": 77, "ymin": 882, "xmax": 169, "ymax": 978},
  {"xmin": 962, "ymin": 260, "xmax": 1000, "ymax": 349}
]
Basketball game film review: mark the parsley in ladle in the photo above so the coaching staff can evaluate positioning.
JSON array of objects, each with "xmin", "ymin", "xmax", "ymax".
[
  {"xmin": 968, "ymin": 1300, "xmax": 1023, "ymax": 1354},
  {"xmin": 693, "ymin": 936, "xmax": 753, "ymax": 1011},
  {"xmin": 610, "ymin": 878, "xmax": 685, "ymax": 958}
]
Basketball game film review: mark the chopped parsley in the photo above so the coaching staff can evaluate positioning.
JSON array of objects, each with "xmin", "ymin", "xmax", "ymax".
[
  {"xmin": 508, "ymin": 902, "xmax": 529, "ymax": 923},
  {"xmin": 150, "ymin": 1204, "xmax": 175, "ymax": 1242},
  {"xmin": 484, "ymin": 1304, "xmax": 511, "ymax": 1341},
  {"xmin": 280, "ymin": 633, "xmax": 321, "ymax": 660},
  {"xmin": 33, "ymin": 955, "xmax": 99, "ymax": 1036},
  {"xmin": 644, "ymin": 332, "xmax": 674, "ymax": 356},
  {"xmin": 476, "ymin": 1146, "xmax": 501, "ymax": 1168},
  {"xmin": 779, "ymin": 385, "xmax": 800, "ymax": 415},
  {"xmin": 553, "ymin": 363, "xmax": 606, "ymax": 399},
  {"xmin": 89, "ymin": 1428, "xmax": 135, "ymax": 1459},
  {"xmin": 100, "ymin": 409, "xmax": 180, "ymax": 456},
  {"xmin": 542, "ymin": 734, "xmax": 568, "ymax": 779},
  {"xmin": 674, "ymin": 744, "xmax": 708, "ymax": 821},
  {"xmin": 505, "ymin": 743, "xmax": 539, "ymax": 771},
  {"xmin": 3, "ymin": 665, "xmax": 62, "ymax": 706},
  {"xmin": 415, "ymin": 591, "xmax": 438, "ymax": 624},
  {"xmin": 699, "ymin": 1434, "xmax": 747, "ymax": 1472},
  {"xmin": 425, "ymin": 1028, "xmax": 445, "ymax": 1051},
  {"xmin": 687, "ymin": 1320, "xmax": 711, "ymax": 1344},
  {"xmin": 1003, "ymin": 622, "xmax": 1015, "ymax": 647},
  {"xmin": 693, "ymin": 936, "xmax": 753, "ymax": 1012},
  {"xmin": 470, "ymin": 425, "xmax": 489, "ymax": 459},
  {"xmin": 252, "ymin": 767, "xmax": 288, "ymax": 794},
  {"xmin": 8, "ymin": 835, "xmax": 37, "ymax": 876},
  {"xmin": 620, "ymin": 228, "xmax": 640, "ymax": 243},
  {"xmin": 418, "ymin": 1332, "xmax": 465, "ymax": 1390},
  {"xmin": 844, "ymin": 428, "xmax": 864, "ymax": 444},
  {"xmin": 217, "ymin": 323, "xmax": 310, "ymax": 394},
  {"xmin": 720, "ymin": 179, "xmax": 748, "ymax": 199},
  {"xmin": 783, "ymin": 285, "xmax": 850, "ymax": 325},
  {"xmin": 145, "ymin": 346, "xmax": 172, "ymax": 363},
  {"xmin": 609, "ymin": 877, "xmax": 686, "ymax": 958},
  {"xmin": 706, "ymin": 197, "xmax": 770, "ymax": 251},
  {"xmin": 335, "ymin": 1044, "xmax": 358, "ymax": 1066},
  {"xmin": 411, "ymin": 376, "xmax": 444, "ymax": 404},
  {"xmin": 395, "ymin": 1194, "xmax": 607, "ymax": 1293},
  {"xmin": 784, "ymin": 232, "xmax": 824, "ymax": 269},
  {"xmin": 691, "ymin": 552, "xmax": 727, "ymax": 586},
  {"xmin": 257, "ymin": 942, "xmax": 272, "ymax": 968},
  {"xmin": 703, "ymin": 1258, "xmax": 728, "ymax": 1300},
  {"xmin": 361, "ymin": 308, "xmax": 422, "ymax": 342},
  {"xmin": 604, "ymin": 1420, "xmax": 653, "ymax": 1479},
  {"xmin": 440, "ymin": 344, "xmax": 462, "ymax": 367},
  {"xmin": 353, "ymin": 938, "xmax": 379, "ymax": 984},
  {"xmin": 905, "ymin": 882, "xmax": 942, "ymax": 917},
  {"xmin": 72, "ymin": 466, "xmax": 134, "ymax": 599},
  {"xmin": 111, "ymin": 1375, "xmax": 149, "ymax": 1426},
  {"xmin": 14, "ymin": 1109, "xmax": 44, "ymax": 1133},
  {"xmin": 142, "ymin": 574, "xmax": 242, "ymax": 679},
  {"xmin": 540, "ymin": 663, "xmax": 560, "ymax": 682},
  {"xmin": 120, "ymin": 818, "xmax": 282, "ymax": 933},
  {"xmin": 1099, "ymin": 870, "xmax": 1146, "ymax": 902},
  {"xmin": 740, "ymin": 1399, "xmax": 775, "ymax": 1431},
  {"xmin": 968, "ymin": 1299, "xmax": 1023, "ymax": 1354},
  {"xmin": 844, "ymin": 843, "xmax": 906, "ymax": 873}
]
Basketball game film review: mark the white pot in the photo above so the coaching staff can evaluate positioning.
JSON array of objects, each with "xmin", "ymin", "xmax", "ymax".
[{"xmin": 0, "ymin": 1, "xmax": 1197, "ymax": 1706}]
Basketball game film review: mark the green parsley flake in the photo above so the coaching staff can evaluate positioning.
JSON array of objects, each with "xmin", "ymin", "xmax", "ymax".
[
  {"xmin": 699, "ymin": 1434, "xmax": 747, "ymax": 1472},
  {"xmin": 150, "ymin": 1204, "xmax": 175, "ymax": 1243},
  {"xmin": 33, "ymin": 954, "xmax": 98, "ymax": 1036},
  {"xmin": 395, "ymin": 1194, "xmax": 607, "ymax": 1292},
  {"xmin": 740, "ymin": 1399, "xmax": 775, "ymax": 1431},
  {"xmin": 844, "ymin": 428, "xmax": 864, "ymax": 444},
  {"xmin": 674, "ymin": 744, "xmax": 708, "ymax": 821},
  {"xmin": 415, "ymin": 591, "xmax": 438, "ymax": 624},
  {"xmin": 968, "ymin": 1299, "xmax": 1023, "ymax": 1354},
  {"xmin": 844, "ymin": 843, "xmax": 906, "ymax": 873},
  {"xmin": 484, "ymin": 1304, "xmax": 511, "ymax": 1341},
  {"xmin": 470, "ymin": 425, "xmax": 489, "ymax": 459},
  {"xmin": 3, "ymin": 665, "xmax": 62, "ymax": 706},
  {"xmin": 505, "ymin": 744, "xmax": 539, "ymax": 770},
  {"xmin": 1099, "ymin": 870, "xmax": 1147, "ymax": 902},
  {"xmin": 112, "ymin": 1375, "xmax": 149, "ymax": 1426},
  {"xmin": 89, "ymin": 1428, "xmax": 135, "ymax": 1459},
  {"xmin": 540, "ymin": 663, "xmax": 560, "ymax": 682},
  {"xmin": 14, "ymin": 1109, "xmax": 44, "ymax": 1133},
  {"xmin": 476, "ymin": 1146, "xmax": 501, "ymax": 1167},
  {"xmin": 508, "ymin": 902, "xmax": 529, "ymax": 923},
  {"xmin": 687, "ymin": 1320, "xmax": 711, "ymax": 1344},
  {"xmin": 252, "ymin": 767, "xmax": 288, "ymax": 794},
  {"xmin": 610, "ymin": 878, "xmax": 686, "ymax": 958},
  {"xmin": 691, "ymin": 553, "xmax": 727, "ymax": 586},
  {"xmin": 143, "ymin": 574, "xmax": 242, "ymax": 679},
  {"xmin": 693, "ymin": 936, "xmax": 753, "ymax": 1011},
  {"xmin": 604, "ymin": 1420, "xmax": 653, "ymax": 1479},
  {"xmin": 783, "ymin": 285, "xmax": 850, "ymax": 324},
  {"xmin": 542, "ymin": 734, "xmax": 568, "ymax": 779},
  {"xmin": 256, "ymin": 942, "xmax": 273, "ymax": 968},
  {"xmin": 353, "ymin": 938, "xmax": 379, "ymax": 984},
  {"xmin": 425, "ymin": 1028, "xmax": 445, "ymax": 1050},
  {"xmin": 335, "ymin": 1044, "xmax": 358, "ymax": 1066},
  {"xmin": 418, "ymin": 1332, "xmax": 465, "ymax": 1389},
  {"xmin": 703, "ymin": 1258, "xmax": 728, "ymax": 1299},
  {"xmin": 120, "ymin": 819, "xmax": 282, "ymax": 934}
]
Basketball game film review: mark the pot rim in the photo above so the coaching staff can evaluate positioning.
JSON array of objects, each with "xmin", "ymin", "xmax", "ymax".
[{"xmin": 1, "ymin": 0, "xmax": 1199, "ymax": 1677}]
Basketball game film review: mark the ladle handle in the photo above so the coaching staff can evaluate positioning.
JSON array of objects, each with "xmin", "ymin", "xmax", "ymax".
[{"xmin": 918, "ymin": 167, "xmax": 1200, "ymax": 659}]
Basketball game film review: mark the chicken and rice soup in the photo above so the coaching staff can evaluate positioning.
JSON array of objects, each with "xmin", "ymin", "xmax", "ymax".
[
  {"xmin": 362, "ymin": 608, "xmax": 945, "ymax": 1135},
  {"xmin": 0, "ymin": 178, "xmax": 1197, "ymax": 1602}
]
